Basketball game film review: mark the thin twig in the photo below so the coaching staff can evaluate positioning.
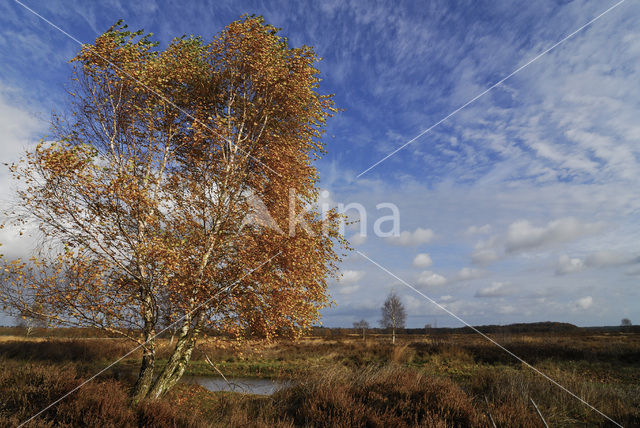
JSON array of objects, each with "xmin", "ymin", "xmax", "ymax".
[{"xmin": 204, "ymin": 353, "xmax": 231, "ymax": 387}]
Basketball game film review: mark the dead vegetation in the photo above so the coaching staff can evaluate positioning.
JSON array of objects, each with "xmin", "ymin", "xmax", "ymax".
[{"xmin": 1, "ymin": 329, "xmax": 638, "ymax": 427}]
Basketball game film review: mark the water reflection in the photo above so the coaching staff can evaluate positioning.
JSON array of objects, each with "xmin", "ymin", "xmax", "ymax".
[{"xmin": 181, "ymin": 376, "xmax": 292, "ymax": 395}]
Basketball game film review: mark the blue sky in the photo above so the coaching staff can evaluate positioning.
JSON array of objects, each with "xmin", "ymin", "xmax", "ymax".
[{"xmin": 1, "ymin": 0, "xmax": 639, "ymax": 327}]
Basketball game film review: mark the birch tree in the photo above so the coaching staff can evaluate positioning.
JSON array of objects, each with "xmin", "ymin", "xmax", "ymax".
[
  {"xmin": 353, "ymin": 319, "xmax": 369, "ymax": 340},
  {"xmin": 380, "ymin": 292, "xmax": 406, "ymax": 345},
  {"xmin": 0, "ymin": 17, "xmax": 344, "ymax": 402}
]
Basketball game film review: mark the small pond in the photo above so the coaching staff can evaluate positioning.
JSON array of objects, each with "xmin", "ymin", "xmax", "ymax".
[{"xmin": 181, "ymin": 376, "xmax": 292, "ymax": 395}]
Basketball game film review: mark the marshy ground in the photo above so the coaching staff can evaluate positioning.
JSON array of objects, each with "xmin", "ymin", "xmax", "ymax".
[{"xmin": 1, "ymin": 326, "xmax": 638, "ymax": 427}]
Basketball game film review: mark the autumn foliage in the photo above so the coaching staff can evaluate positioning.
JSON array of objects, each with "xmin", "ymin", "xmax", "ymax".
[{"xmin": 0, "ymin": 16, "xmax": 343, "ymax": 400}]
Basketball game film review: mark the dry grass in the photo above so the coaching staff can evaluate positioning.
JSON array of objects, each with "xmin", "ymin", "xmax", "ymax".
[
  {"xmin": 1, "ymin": 329, "xmax": 638, "ymax": 426},
  {"xmin": 274, "ymin": 365, "xmax": 488, "ymax": 427},
  {"xmin": 0, "ymin": 360, "xmax": 136, "ymax": 427},
  {"xmin": 0, "ymin": 359, "xmax": 209, "ymax": 427}
]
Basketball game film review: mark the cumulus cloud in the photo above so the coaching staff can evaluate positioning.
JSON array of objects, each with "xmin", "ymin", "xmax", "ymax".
[
  {"xmin": 338, "ymin": 285, "xmax": 360, "ymax": 295},
  {"xmin": 497, "ymin": 305, "xmax": 517, "ymax": 315},
  {"xmin": 625, "ymin": 265, "xmax": 640, "ymax": 277},
  {"xmin": 474, "ymin": 282, "xmax": 513, "ymax": 298},
  {"xmin": 339, "ymin": 270, "xmax": 365, "ymax": 284},
  {"xmin": 453, "ymin": 267, "xmax": 485, "ymax": 281},
  {"xmin": 348, "ymin": 232, "xmax": 367, "ymax": 246},
  {"xmin": 505, "ymin": 218, "xmax": 603, "ymax": 253},
  {"xmin": 465, "ymin": 224, "xmax": 491, "ymax": 236},
  {"xmin": 555, "ymin": 254, "xmax": 585, "ymax": 275},
  {"xmin": 574, "ymin": 296, "xmax": 593, "ymax": 311},
  {"xmin": 387, "ymin": 227, "xmax": 434, "ymax": 246},
  {"xmin": 556, "ymin": 251, "xmax": 640, "ymax": 275},
  {"xmin": 472, "ymin": 218, "xmax": 605, "ymax": 265},
  {"xmin": 585, "ymin": 251, "xmax": 639, "ymax": 267},
  {"xmin": 416, "ymin": 270, "xmax": 447, "ymax": 288},
  {"xmin": 0, "ymin": 88, "xmax": 44, "ymax": 260},
  {"xmin": 414, "ymin": 266, "xmax": 484, "ymax": 290},
  {"xmin": 412, "ymin": 253, "xmax": 433, "ymax": 268},
  {"xmin": 0, "ymin": 88, "xmax": 42, "ymax": 162},
  {"xmin": 404, "ymin": 295, "xmax": 424, "ymax": 312},
  {"xmin": 471, "ymin": 237, "xmax": 501, "ymax": 265}
]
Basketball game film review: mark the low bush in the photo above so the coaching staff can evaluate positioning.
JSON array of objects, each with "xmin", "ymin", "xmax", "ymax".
[
  {"xmin": 0, "ymin": 360, "xmax": 207, "ymax": 427},
  {"xmin": 0, "ymin": 360, "xmax": 136, "ymax": 427},
  {"xmin": 274, "ymin": 365, "xmax": 488, "ymax": 427}
]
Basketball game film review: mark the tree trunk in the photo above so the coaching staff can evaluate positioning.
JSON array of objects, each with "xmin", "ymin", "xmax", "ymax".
[
  {"xmin": 147, "ymin": 331, "xmax": 197, "ymax": 398},
  {"xmin": 131, "ymin": 344, "xmax": 155, "ymax": 404},
  {"xmin": 392, "ymin": 327, "xmax": 396, "ymax": 345},
  {"xmin": 131, "ymin": 288, "xmax": 157, "ymax": 404},
  {"xmin": 147, "ymin": 312, "xmax": 203, "ymax": 399}
]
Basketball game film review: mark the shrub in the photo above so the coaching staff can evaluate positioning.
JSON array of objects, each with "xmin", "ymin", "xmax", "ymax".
[
  {"xmin": 274, "ymin": 365, "xmax": 488, "ymax": 427},
  {"xmin": 0, "ymin": 360, "xmax": 136, "ymax": 427}
]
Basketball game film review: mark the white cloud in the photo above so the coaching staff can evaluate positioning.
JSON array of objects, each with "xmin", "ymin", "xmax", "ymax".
[
  {"xmin": 625, "ymin": 266, "xmax": 640, "ymax": 277},
  {"xmin": 585, "ymin": 251, "xmax": 638, "ymax": 267},
  {"xmin": 555, "ymin": 254, "xmax": 585, "ymax": 275},
  {"xmin": 471, "ymin": 236, "xmax": 501, "ymax": 265},
  {"xmin": 0, "ymin": 88, "xmax": 44, "ymax": 260},
  {"xmin": 404, "ymin": 295, "xmax": 423, "ymax": 312},
  {"xmin": 465, "ymin": 224, "xmax": 491, "ymax": 236},
  {"xmin": 412, "ymin": 253, "xmax": 433, "ymax": 268},
  {"xmin": 338, "ymin": 285, "xmax": 360, "ymax": 295},
  {"xmin": 574, "ymin": 296, "xmax": 593, "ymax": 311},
  {"xmin": 556, "ymin": 251, "xmax": 640, "ymax": 275},
  {"xmin": 0, "ymin": 87, "xmax": 43, "ymax": 180},
  {"xmin": 387, "ymin": 227, "xmax": 434, "ymax": 246},
  {"xmin": 415, "ymin": 266, "xmax": 485, "ymax": 290},
  {"xmin": 472, "ymin": 218, "xmax": 605, "ymax": 265},
  {"xmin": 474, "ymin": 282, "xmax": 513, "ymax": 298},
  {"xmin": 348, "ymin": 232, "xmax": 367, "ymax": 246},
  {"xmin": 453, "ymin": 267, "xmax": 485, "ymax": 281},
  {"xmin": 497, "ymin": 305, "xmax": 517, "ymax": 315},
  {"xmin": 416, "ymin": 270, "xmax": 447, "ymax": 288},
  {"xmin": 505, "ymin": 218, "xmax": 603, "ymax": 253},
  {"xmin": 339, "ymin": 270, "xmax": 365, "ymax": 284}
]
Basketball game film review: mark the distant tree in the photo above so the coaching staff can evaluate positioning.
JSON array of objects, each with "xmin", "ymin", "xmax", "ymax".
[
  {"xmin": 353, "ymin": 319, "xmax": 369, "ymax": 340},
  {"xmin": 15, "ymin": 303, "xmax": 48, "ymax": 336},
  {"xmin": 621, "ymin": 318, "xmax": 632, "ymax": 327},
  {"xmin": 379, "ymin": 292, "xmax": 406, "ymax": 344}
]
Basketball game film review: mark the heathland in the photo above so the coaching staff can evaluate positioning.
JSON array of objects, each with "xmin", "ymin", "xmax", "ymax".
[{"xmin": 1, "ymin": 323, "xmax": 638, "ymax": 427}]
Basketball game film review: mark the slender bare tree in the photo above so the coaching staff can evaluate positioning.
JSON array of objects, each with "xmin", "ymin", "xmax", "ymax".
[
  {"xmin": 380, "ymin": 292, "xmax": 406, "ymax": 345},
  {"xmin": 353, "ymin": 319, "xmax": 369, "ymax": 340}
]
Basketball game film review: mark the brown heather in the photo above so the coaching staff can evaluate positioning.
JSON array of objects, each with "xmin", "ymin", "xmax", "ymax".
[{"xmin": 1, "ymin": 327, "xmax": 638, "ymax": 427}]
